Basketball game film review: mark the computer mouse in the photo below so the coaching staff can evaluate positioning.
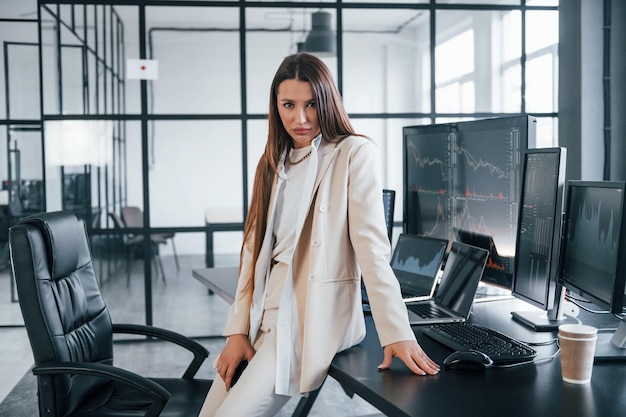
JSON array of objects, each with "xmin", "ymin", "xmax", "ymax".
[{"xmin": 443, "ymin": 350, "xmax": 493, "ymax": 371}]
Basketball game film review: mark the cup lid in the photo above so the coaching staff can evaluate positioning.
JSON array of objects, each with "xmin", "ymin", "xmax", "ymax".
[{"xmin": 558, "ymin": 323, "xmax": 598, "ymax": 337}]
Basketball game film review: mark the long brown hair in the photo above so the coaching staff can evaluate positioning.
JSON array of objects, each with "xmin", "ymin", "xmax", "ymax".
[{"xmin": 241, "ymin": 52, "xmax": 361, "ymax": 288}]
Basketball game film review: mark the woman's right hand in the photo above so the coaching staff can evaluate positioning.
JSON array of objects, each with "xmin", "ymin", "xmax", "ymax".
[{"xmin": 215, "ymin": 334, "xmax": 256, "ymax": 390}]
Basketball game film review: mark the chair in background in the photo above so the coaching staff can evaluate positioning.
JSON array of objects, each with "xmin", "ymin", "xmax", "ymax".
[
  {"xmin": 108, "ymin": 211, "xmax": 166, "ymax": 286},
  {"xmin": 8, "ymin": 211, "xmax": 212, "ymax": 417},
  {"xmin": 121, "ymin": 206, "xmax": 180, "ymax": 272}
]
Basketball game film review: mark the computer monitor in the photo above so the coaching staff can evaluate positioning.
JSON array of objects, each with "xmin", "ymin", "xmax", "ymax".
[
  {"xmin": 403, "ymin": 115, "xmax": 536, "ymax": 289},
  {"xmin": 558, "ymin": 180, "xmax": 626, "ymax": 360},
  {"xmin": 510, "ymin": 148, "xmax": 578, "ymax": 331},
  {"xmin": 382, "ymin": 189, "xmax": 396, "ymax": 243}
]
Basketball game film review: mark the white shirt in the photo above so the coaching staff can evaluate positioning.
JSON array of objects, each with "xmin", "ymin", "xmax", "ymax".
[{"xmin": 265, "ymin": 145, "xmax": 313, "ymax": 310}]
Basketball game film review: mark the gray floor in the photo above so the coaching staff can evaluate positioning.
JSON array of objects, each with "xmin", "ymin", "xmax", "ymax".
[{"xmin": 0, "ymin": 253, "xmax": 382, "ymax": 416}]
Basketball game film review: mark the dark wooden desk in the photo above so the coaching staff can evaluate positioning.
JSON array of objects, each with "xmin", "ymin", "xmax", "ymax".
[
  {"xmin": 331, "ymin": 300, "xmax": 626, "ymax": 417},
  {"xmin": 192, "ymin": 268, "xmax": 626, "ymax": 417}
]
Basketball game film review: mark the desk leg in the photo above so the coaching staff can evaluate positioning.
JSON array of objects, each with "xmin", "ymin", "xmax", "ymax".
[
  {"xmin": 205, "ymin": 226, "xmax": 215, "ymax": 268},
  {"xmin": 205, "ymin": 226, "xmax": 215, "ymax": 296},
  {"xmin": 291, "ymin": 386, "xmax": 321, "ymax": 417}
]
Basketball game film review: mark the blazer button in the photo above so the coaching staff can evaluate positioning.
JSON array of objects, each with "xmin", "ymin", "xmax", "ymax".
[
  {"xmin": 311, "ymin": 240, "xmax": 320, "ymax": 247},
  {"xmin": 319, "ymin": 205, "xmax": 327, "ymax": 212},
  {"xmin": 308, "ymin": 275, "xmax": 315, "ymax": 281}
]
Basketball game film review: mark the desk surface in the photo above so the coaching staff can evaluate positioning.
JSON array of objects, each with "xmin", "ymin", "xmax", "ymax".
[
  {"xmin": 192, "ymin": 268, "xmax": 626, "ymax": 417},
  {"xmin": 331, "ymin": 301, "xmax": 626, "ymax": 417},
  {"xmin": 193, "ymin": 266, "xmax": 238, "ymax": 304}
]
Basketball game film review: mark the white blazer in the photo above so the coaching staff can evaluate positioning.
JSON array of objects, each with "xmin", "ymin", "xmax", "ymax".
[{"xmin": 223, "ymin": 135, "xmax": 416, "ymax": 395}]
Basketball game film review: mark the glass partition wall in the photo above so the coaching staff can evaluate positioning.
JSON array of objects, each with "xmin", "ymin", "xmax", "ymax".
[
  {"xmin": 38, "ymin": 4, "xmax": 146, "ymax": 327},
  {"xmin": 4, "ymin": 0, "xmax": 559, "ymax": 336},
  {"xmin": 0, "ymin": 3, "xmax": 43, "ymax": 326}
]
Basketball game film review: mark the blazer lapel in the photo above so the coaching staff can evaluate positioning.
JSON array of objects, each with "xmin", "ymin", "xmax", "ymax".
[{"xmin": 312, "ymin": 139, "xmax": 338, "ymax": 200}]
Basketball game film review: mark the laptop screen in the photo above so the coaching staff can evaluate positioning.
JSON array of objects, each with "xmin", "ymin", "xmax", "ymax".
[
  {"xmin": 391, "ymin": 234, "xmax": 448, "ymax": 298},
  {"xmin": 434, "ymin": 242, "xmax": 489, "ymax": 316}
]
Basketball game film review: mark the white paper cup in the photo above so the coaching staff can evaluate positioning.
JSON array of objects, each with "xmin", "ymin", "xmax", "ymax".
[{"xmin": 558, "ymin": 324, "xmax": 598, "ymax": 384}]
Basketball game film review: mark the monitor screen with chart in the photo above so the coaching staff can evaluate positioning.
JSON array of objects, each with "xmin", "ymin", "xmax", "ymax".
[
  {"xmin": 558, "ymin": 181, "xmax": 626, "ymax": 315},
  {"xmin": 402, "ymin": 116, "xmax": 536, "ymax": 289},
  {"xmin": 509, "ymin": 147, "xmax": 579, "ymax": 331},
  {"xmin": 557, "ymin": 180, "xmax": 626, "ymax": 359}
]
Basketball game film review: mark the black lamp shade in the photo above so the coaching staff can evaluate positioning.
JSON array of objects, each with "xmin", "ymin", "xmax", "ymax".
[{"xmin": 303, "ymin": 11, "xmax": 336, "ymax": 57}]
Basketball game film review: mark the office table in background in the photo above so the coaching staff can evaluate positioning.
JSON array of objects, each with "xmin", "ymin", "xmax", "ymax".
[
  {"xmin": 193, "ymin": 266, "xmax": 238, "ymax": 303},
  {"xmin": 203, "ymin": 208, "xmax": 243, "ymax": 268},
  {"xmin": 192, "ymin": 267, "xmax": 626, "ymax": 417}
]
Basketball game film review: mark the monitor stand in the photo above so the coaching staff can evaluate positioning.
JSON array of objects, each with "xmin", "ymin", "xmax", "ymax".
[
  {"xmin": 594, "ymin": 321, "xmax": 626, "ymax": 361},
  {"xmin": 511, "ymin": 310, "xmax": 579, "ymax": 332}
]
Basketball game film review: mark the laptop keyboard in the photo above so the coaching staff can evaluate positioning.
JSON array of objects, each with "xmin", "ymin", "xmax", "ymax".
[
  {"xmin": 407, "ymin": 303, "xmax": 451, "ymax": 319},
  {"xmin": 422, "ymin": 322, "xmax": 538, "ymax": 364}
]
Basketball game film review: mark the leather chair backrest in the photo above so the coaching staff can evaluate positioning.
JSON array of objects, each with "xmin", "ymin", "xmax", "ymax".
[
  {"xmin": 121, "ymin": 206, "xmax": 143, "ymax": 228},
  {"xmin": 9, "ymin": 211, "xmax": 114, "ymax": 416}
]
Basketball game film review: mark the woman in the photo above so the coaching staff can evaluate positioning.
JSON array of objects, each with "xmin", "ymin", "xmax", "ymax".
[{"xmin": 199, "ymin": 52, "xmax": 439, "ymax": 417}]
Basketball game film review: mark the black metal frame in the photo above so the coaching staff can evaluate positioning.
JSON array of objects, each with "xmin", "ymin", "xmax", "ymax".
[
  {"xmin": 25, "ymin": 0, "xmax": 560, "ymax": 328},
  {"xmin": 37, "ymin": 3, "xmax": 129, "ymax": 290},
  {"xmin": 3, "ymin": 41, "xmax": 43, "ymax": 216},
  {"xmin": 2, "ymin": 39, "xmax": 43, "ymax": 306}
]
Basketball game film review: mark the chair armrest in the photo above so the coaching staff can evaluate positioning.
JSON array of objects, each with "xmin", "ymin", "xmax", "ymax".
[
  {"xmin": 112, "ymin": 323, "xmax": 209, "ymax": 379},
  {"xmin": 32, "ymin": 361, "xmax": 169, "ymax": 417}
]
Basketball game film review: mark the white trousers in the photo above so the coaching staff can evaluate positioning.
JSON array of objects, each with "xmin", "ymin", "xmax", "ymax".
[{"xmin": 198, "ymin": 309, "xmax": 292, "ymax": 417}]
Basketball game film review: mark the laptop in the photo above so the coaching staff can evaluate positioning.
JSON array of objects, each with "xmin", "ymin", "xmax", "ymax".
[
  {"xmin": 362, "ymin": 234, "xmax": 448, "ymax": 307},
  {"xmin": 392, "ymin": 234, "xmax": 449, "ymax": 302},
  {"xmin": 454, "ymin": 227, "xmax": 502, "ymax": 266},
  {"xmin": 405, "ymin": 241, "xmax": 489, "ymax": 325},
  {"xmin": 454, "ymin": 227, "xmax": 515, "ymax": 292}
]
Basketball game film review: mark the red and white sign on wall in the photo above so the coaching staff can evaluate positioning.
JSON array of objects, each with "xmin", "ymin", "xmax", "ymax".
[{"xmin": 126, "ymin": 59, "xmax": 159, "ymax": 80}]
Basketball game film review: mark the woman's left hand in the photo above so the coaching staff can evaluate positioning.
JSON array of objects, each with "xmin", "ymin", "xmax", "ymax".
[{"xmin": 378, "ymin": 340, "xmax": 440, "ymax": 375}]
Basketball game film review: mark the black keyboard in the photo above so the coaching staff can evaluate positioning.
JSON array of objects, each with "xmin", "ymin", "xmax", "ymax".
[{"xmin": 422, "ymin": 322, "xmax": 538, "ymax": 364}]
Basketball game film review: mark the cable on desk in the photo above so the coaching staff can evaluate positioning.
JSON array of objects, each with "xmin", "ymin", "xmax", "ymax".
[
  {"xmin": 561, "ymin": 297, "xmax": 626, "ymax": 334},
  {"xmin": 492, "ymin": 346, "xmax": 561, "ymax": 369},
  {"xmin": 526, "ymin": 337, "xmax": 559, "ymax": 347},
  {"xmin": 595, "ymin": 313, "xmax": 624, "ymax": 334},
  {"xmin": 490, "ymin": 336, "xmax": 560, "ymax": 368},
  {"xmin": 598, "ymin": 327, "xmax": 619, "ymax": 333},
  {"xmin": 564, "ymin": 292, "xmax": 594, "ymax": 303},
  {"xmin": 564, "ymin": 295, "xmax": 612, "ymax": 314}
]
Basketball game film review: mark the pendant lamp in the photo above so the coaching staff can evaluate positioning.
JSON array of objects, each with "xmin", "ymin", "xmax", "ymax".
[{"xmin": 301, "ymin": 11, "xmax": 336, "ymax": 57}]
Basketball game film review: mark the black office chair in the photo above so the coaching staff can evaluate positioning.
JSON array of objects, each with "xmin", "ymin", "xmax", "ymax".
[{"xmin": 9, "ymin": 211, "xmax": 212, "ymax": 417}]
